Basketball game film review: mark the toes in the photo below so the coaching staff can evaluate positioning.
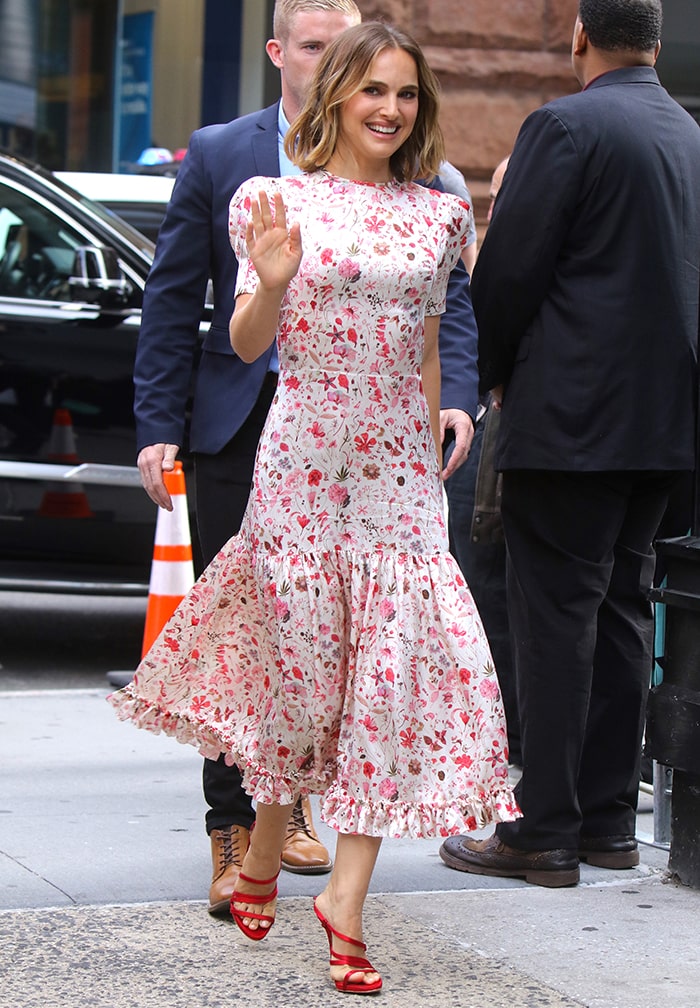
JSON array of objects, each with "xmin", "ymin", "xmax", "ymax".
[
  {"xmin": 333, "ymin": 967, "xmax": 380, "ymax": 990},
  {"xmin": 232, "ymin": 897, "xmax": 276, "ymax": 928}
]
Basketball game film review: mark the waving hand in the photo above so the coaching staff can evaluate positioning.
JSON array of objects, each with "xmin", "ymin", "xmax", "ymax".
[{"xmin": 246, "ymin": 190, "xmax": 303, "ymax": 292}]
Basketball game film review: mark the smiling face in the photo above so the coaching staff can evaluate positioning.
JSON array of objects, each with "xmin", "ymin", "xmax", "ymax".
[{"xmin": 327, "ymin": 46, "xmax": 419, "ymax": 182}]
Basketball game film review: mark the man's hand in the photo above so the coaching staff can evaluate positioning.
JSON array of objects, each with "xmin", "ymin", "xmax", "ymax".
[
  {"xmin": 440, "ymin": 408, "xmax": 475, "ymax": 480},
  {"xmin": 137, "ymin": 443, "xmax": 180, "ymax": 510}
]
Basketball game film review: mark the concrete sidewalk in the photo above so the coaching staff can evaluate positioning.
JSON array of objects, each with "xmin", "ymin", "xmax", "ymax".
[{"xmin": 1, "ymin": 686, "xmax": 699, "ymax": 1007}]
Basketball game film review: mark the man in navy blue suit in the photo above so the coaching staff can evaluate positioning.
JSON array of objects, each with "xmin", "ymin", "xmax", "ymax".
[
  {"xmin": 134, "ymin": 0, "xmax": 481, "ymax": 914},
  {"xmin": 441, "ymin": 0, "xmax": 700, "ymax": 887}
]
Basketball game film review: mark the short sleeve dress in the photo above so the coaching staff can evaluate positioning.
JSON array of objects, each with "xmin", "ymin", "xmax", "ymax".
[{"xmin": 110, "ymin": 170, "xmax": 519, "ymax": 839}]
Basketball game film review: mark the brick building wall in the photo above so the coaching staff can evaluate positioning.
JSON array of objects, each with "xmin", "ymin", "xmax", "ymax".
[{"xmin": 358, "ymin": 0, "xmax": 580, "ymax": 230}]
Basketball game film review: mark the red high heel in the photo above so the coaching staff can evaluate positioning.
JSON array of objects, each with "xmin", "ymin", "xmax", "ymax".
[
  {"xmin": 230, "ymin": 870, "xmax": 279, "ymax": 941},
  {"xmin": 313, "ymin": 899, "xmax": 383, "ymax": 995}
]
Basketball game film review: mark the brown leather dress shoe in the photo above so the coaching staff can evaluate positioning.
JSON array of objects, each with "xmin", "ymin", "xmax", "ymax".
[
  {"xmin": 439, "ymin": 833, "xmax": 580, "ymax": 888},
  {"xmin": 578, "ymin": 834, "xmax": 640, "ymax": 869},
  {"xmin": 208, "ymin": 824, "xmax": 250, "ymax": 915},
  {"xmin": 281, "ymin": 796, "xmax": 333, "ymax": 874}
]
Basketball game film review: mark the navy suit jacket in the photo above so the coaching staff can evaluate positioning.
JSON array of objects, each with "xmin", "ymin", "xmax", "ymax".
[
  {"xmin": 134, "ymin": 102, "xmax": 478, "ymax": 455},
  {"xmin": 472, "ymin": 67, "xmax": 700, "ymax": 472}
]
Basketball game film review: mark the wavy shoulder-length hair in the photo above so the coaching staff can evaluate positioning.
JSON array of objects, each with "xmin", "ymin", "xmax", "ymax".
[{"xmin": 285, "ymin": 22, "xmax": 445, "ymax": 183}]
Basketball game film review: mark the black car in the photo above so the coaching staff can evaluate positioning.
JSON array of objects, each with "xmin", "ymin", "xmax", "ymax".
[
  {"xmin": 53, "ymin": 172, "xmax": 175, "ymax": 243},
  {"xmin": 0, "ymin": 151, "xmax": 203, "ymax": 594}
]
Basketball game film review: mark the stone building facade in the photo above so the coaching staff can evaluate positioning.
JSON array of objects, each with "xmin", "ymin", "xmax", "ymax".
[{"xmin": 361, "ymin": 0, "xmax": 580, "ymax": 228}]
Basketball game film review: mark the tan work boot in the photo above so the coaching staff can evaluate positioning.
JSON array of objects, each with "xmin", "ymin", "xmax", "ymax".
[
  {"xmin": 281, "ymin": 796, "xmax": 333, "ymax": 874},
  {"xmin": 208, "ymin": 824, "xmax": 250, "ymax": 915}
]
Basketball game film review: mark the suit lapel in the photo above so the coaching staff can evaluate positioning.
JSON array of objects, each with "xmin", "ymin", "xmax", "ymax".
[{"xmin": 251, "ymin": 103, "xmax": 282, "ymax": 176}]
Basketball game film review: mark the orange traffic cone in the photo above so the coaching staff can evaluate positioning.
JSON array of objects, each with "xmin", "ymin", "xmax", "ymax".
[
  {"xmin": 141, "ymin": 461, "xmax": 195, "ymax": 657},
  {"xmin": 38, "ymin": 407, "xmax": 93, "ymax": 518}
]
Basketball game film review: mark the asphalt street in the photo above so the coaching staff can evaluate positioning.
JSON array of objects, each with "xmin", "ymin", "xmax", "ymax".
[{"xmin": 1, "ymin": 594, "xmax": 699, "ymax": 1007}]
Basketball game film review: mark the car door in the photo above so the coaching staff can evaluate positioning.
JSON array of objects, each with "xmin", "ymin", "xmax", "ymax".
[{"xmin": 0, "ymin": 176, "xmax": 156, "ymax": 590}]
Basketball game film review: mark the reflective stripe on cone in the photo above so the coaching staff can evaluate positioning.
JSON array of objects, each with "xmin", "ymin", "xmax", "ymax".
[{"xmin": 141, "ymin": 461, "xmax": 195, "ymax": 657}]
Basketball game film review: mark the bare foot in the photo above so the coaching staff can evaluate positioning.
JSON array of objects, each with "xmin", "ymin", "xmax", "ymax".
[
  {"xmin": 231, "ymin": 849, "xmax": 280, "ymax": 936},
  {"xmin": 314, "ymin": 892, "xmax": 382, "ymax": 991}
]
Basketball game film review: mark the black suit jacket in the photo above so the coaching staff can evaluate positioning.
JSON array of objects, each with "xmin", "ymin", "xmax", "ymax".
[
  {"xmin": 472, "ymin": 67, "xmax": 700, "ymax": 472},
  {"xmin": 134, "ymin": 103, "xmax": 479, "ymax": 455}
]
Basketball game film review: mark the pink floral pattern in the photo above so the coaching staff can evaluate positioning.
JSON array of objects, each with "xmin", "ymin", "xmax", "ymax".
[{"xmin": 109, "ymin": 171, "xmax": 519, "ymax": 838}]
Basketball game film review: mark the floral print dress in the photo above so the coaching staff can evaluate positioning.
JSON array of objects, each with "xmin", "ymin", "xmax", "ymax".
[{"xmin": 110, "ymin": 171, "xmax": 519, "ymax": 838}]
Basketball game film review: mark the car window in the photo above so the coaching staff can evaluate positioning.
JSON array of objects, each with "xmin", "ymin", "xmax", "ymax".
[
  {"xmin": 100, "ymin": 201, "xmax": 167, "ymax": 243},
  {"xmin": 54, "ymin": 186, "xmax": 158, "ymax": 255},
  {"xmin": 0, "ymin": 182, "xmax": 88, "ymax": 300}
]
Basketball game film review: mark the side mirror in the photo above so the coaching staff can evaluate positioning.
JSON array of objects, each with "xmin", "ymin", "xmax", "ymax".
[{"xmin": 68, "ymin": 246, "xmax": 132, "ymax": 308}]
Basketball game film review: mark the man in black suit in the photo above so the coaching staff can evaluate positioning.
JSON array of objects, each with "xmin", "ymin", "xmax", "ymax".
[{"xmin": 440, "ymin": 0, "xmax": 700, "ymax": 887}]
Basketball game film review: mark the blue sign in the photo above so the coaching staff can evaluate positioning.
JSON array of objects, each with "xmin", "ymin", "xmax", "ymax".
[{"xmin": 118, "ymin": 12, "xmax": 154, "ymax": 171}]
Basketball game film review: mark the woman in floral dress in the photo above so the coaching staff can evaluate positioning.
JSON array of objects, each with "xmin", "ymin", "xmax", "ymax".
[{"xmin": 110, "ymin": 22, "xmax": 518, "ymax": 995}]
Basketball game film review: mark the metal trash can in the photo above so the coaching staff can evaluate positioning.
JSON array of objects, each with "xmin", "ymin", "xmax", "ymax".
[{"xmin": 646, "ymin": 535, "xmax": 700, "ymax": 888}]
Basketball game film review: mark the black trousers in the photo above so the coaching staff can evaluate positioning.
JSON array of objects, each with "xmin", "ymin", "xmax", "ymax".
[
  {"xmin": 193, "ymin": 372, "xmax": 277, "ymax": 834},
  {"xmin": 495, "ymin": 469, "xmax": 681, "ymax": 851}
]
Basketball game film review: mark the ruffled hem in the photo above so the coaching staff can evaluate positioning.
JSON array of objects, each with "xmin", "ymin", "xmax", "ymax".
[
  {"xmin": 109, "ymin": 687, "xmax": 335, "ymax": 800},
  {"xmin": 320, "ymin": 782, "xmax": 524, "ymax": 838},
  {"xmin": 109, "ymin": 689, "xmax": 228, "ymax": 763},
  {"xmin": 108, "ymin": 688, "xmax": 520, "ymax": 839},
  {"xmin": 321, "ymin": 786, "xmax": 521, "ymax": 840}
]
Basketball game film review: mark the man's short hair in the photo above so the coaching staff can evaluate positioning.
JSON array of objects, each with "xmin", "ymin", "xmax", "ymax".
[
  {"xmin": 579, "ymin": 0, "xmax": 662, "ymax": 52},
  {"xmin": 273, "ymin": 0, "xmax": 361, "ymax": 43}
]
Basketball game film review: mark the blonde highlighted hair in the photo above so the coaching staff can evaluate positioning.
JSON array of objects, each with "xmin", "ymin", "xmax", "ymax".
[
  {"xmin": 273, "ymin": 0, "xmax": 361, "ymax": 43},
  {"xmin": 285, "ymin": 22, "xmax": 446, "ymax": 183}
]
